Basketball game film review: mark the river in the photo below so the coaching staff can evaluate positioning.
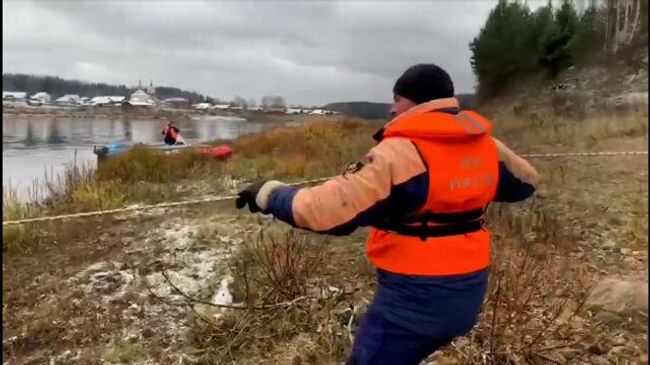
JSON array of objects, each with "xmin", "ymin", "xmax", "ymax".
[{"xmin": 2, "ymin": 115, "xmax": 273, "ymax": 197}]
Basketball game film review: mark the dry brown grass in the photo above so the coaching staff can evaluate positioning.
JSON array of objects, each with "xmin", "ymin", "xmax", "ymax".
[
  {"xmin": 4, "ymin": 111, "xmax": 646, "ymax": 364},
  {"xmin": 229, "ymin": 230, "xmax": 326, "ymax": 304},
  {"xmin": 226, "ymin": 118, "xmax": 378, "ymax": 181},
  {"xmin": 180, "ymin": 199, "xmax": 607, "ymax": 364},
  {"xmin": 103, "ymin": 340, "xmax": 149, "ymax": 364},
  {"xmin": 434, "ymin": 203, "xmax": 595, "ymax": 364},
  {"xmin": 185, "ymin": 230, "xmax": 354, "ymax": 364},
  {"xmin": 96, "ymin": 146, "xmax": 225, "ymax": 184},
  {"xmin": 2, "ymin": 159, "xmax": 100, "ymax": 250},
  {"xmin": 493, "ymin": 112, "xmax": 647, "ymax": 153},
  {"xmin": 176, "ymin": 202, "xmax": 607, "ymax": 365},
  {"xmin": 2, "ymin": 186, "xmax": 42, "ymax": 248}
]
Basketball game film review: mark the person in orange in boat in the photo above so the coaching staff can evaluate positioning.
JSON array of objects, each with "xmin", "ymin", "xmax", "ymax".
[
  {"xmin": 236, "ymin": 64, "xmax": 540, "ymax": 365},
  {"xmin": 162, "ymin": 121, "xmax": 180, "ymax": 145}
]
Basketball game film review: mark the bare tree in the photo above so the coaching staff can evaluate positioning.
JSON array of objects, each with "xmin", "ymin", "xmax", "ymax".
[
  {"xmin": 261, "ymin": 95, "xmax": 273, "ymax": 108},
  {"xmin": 231, "ymin": 95, "xmax": 247, "ymax": 108},
  {"xmin": 605, "ymin": 0, "xmax": 644, "ymax": 53},
  {"xmin": 261, "ymin": 95, "xmax": 286, "ymax": 108},
  {"xmin": 272, "ymin": 96, "xmax": 286, "ymax": 108}
]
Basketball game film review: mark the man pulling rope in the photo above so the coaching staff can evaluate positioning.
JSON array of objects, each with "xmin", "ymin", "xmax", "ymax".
[{"xmin": 235, "ymin": 64, "xmax": 545, "ymax": 365}]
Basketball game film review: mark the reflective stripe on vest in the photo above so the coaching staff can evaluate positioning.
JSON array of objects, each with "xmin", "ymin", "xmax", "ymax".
[{"xmin": 366, "ymin": 106, "xmax": 499, "ymax": 276}]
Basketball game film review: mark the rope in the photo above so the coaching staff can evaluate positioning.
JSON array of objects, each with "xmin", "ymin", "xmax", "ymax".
[
  {"xmin": 3, "ymin": 150, "xmax": 647, "ymax": 226},
  {"xmin": 2, "ymin": 177, "xmax": 331, "ymax": 226},
  {"xmin": 520, "ymin": 151, "xmax": 648, "ymax": 158}
]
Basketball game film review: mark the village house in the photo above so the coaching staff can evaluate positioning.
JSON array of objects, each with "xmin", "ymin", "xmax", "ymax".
[
  {"xmin": 308, "ymin": 109, "xmax": 337, "ymax": 115},
  {"xmin": 211, "ymin": 104, "xmax": 230, "ymax": 110},
  {"xmin": 2, "ymin": 91, "xmax": 27, "ymax": 102},
  {"xmin": 125, "ymin": 89, "xmax": 155, "ymax": 107},
  {"xmin": 29, "ymin": 92, "xmax": 51, "ymax": 105},
  {"xmin": 285, "ymin": 108, "xmax": 303, "ymax": 115},
  {"xmin": 91, "ymin": 96, "xmax": 125, "ymax": 107},
  {"xmin": 55, "ymin": 94, "xmax": 82, "ymax": 106},
  {"xmin": 162, "ymin": 97, "xmax": 190, "ymax": 109},
  {"xmin": 193, "ymin": 102, "xmax": 212, "ymax": 110}
]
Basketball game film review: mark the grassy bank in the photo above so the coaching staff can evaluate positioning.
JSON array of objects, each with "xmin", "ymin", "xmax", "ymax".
[
  {"xmin": 228, "ymin": 117, "xmax": 376, "ymax": 180},
  {"xmin": 2, "ymin": 117, "xmax": 378, "ymax": 250},
  {"xmin": 3, "ymin": 110, "xmax": 647, "ymax": 363},
  {"xmin": 179, "ymin": 112, "xmax": 647, "ymax": 364},
  {"xmin": 181, "ymin": 200, "xmax": 597, "ymax": 364},
  {"xmin": 5, "ymin": 113, "xmax": 645, "ymax": 250}
]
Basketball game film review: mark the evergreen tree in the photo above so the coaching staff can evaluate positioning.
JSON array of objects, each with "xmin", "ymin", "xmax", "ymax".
[{"xmin": 470, "ymin": 0, "xmax": 611, "ymax": 99}]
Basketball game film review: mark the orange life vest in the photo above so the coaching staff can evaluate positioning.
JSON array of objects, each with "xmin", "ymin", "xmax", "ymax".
[
  {"xmin": 164, "ymin": 126, "xmax": 178, "ymax": 140},
  {"xmin": 366, "ymin": 106, "xmax": 499, "ymax": 276}
]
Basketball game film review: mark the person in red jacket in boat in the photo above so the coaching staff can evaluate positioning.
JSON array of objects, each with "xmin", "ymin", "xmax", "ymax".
[{"xmin": 162, "ymin": 121, "xmax": 181, "ymax": 145}]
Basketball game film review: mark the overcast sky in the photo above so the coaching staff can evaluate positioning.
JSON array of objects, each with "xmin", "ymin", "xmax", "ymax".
[{"xmin": 3, "ymin": 0, "xmax": 508, "ymax": 106}]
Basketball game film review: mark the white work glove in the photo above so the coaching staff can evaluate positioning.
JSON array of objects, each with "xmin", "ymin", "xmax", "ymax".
[{"xmin": 235, "ymin": 180, "xmax": 287, "ymax": 213}]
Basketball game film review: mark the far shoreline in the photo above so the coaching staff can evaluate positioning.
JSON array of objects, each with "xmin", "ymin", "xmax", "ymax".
[{"xmin": 2, "ymin": 105, "xmax": 330, "ymax": 125}]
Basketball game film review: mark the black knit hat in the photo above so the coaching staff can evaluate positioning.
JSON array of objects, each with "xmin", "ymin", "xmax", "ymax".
[{"xmin": 393, "ymin": 64, "xmax": 454, "ymax": 104}]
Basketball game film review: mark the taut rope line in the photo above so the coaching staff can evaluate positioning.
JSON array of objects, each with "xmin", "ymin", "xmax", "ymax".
[{"xmin": 3, "ymin": 150, "xmax": 647, "ymax": 226}]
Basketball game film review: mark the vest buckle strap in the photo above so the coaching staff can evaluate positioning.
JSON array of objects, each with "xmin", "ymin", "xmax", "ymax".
[{"xmin": 374, "ymin": 219, "xmax": 485, "ymax": 242}]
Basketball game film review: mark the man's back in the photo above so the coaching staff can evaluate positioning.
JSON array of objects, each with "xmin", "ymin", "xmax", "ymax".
[{"xmin": 236, "ymin": 64, "xmax": 540, "ymax": 365}]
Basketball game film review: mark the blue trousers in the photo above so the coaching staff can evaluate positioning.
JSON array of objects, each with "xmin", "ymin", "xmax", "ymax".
[{"xmin": 346, "ymin": 306, "xmax": 453, "ymax": 365}]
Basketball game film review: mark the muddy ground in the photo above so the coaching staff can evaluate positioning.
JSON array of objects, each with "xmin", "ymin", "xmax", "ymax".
[{"xmin": 3, "ymin": 112, "xmax": 648, "ymax": 364}]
